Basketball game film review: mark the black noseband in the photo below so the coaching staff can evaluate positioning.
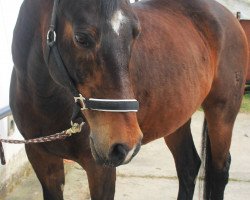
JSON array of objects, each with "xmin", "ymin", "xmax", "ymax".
[
  {"xmin": 74, "ymin": 95, "xmax": 139, "ymax": 112},
  {"xmin": 46, "ymin": 0, "xmax": 139, "ymax": 119}
]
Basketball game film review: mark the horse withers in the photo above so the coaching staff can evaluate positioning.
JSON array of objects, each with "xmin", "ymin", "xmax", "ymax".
[{"xmin": 10, "ymin": 0, "xmax": 248, "ymax": 199}]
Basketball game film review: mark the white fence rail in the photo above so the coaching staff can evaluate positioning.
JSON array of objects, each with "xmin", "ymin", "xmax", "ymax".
[{"xmin": 0, "ymin": 106, "xmax": 11, "ymax": 120}]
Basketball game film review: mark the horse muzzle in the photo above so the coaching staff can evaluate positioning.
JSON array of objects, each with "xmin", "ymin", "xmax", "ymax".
[{"xmin": 90, "ymin": 136, "xmax": 141, "ymax": 167}]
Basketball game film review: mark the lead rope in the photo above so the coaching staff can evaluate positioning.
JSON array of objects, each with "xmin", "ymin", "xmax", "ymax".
[{"xmin": 0, "ymin": 122, "xmax": 84, "ymax": 165}]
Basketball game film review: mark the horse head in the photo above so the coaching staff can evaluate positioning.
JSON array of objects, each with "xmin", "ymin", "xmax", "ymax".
[{"xmin": 44, "ymin": 0, "xmax": 142, "ymax": 167}]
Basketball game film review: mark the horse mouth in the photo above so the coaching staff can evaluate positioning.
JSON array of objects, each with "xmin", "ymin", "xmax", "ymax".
[
  {"xmin": 89, "ymin": 137, "xmax": 117, "ymax": 167},
  {"xmin": 89, "ymin": 137, "xmax": 141, "ymax": 167},
  {"xmin": 122, "ymin": 143, "xmax": 141, "ymax": 164}
]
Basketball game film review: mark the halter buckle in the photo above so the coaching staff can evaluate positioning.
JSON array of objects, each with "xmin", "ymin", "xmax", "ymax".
[{"xmin": 74, "ymin": 94, "xmax": 86, "ymax": 110}]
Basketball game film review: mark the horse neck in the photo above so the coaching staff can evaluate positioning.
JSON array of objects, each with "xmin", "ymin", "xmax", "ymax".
[{"xmin": 12, "ymin": 0, "xmax": 60, "ymax": 96}]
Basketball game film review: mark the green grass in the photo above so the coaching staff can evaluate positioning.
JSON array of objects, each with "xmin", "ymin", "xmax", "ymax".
[{"xmin": 240, "ymin": 94, "xmax": 250, "ymax": 113}]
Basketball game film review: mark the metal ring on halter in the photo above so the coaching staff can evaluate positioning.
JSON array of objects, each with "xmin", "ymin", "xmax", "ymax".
[
  {"xmin": 74, "ymin": 94, "xmax": 87, "ymax": 110},
  {"xmin": 47, "ymin": 29, "xmax": 57, "ymax": 46}
]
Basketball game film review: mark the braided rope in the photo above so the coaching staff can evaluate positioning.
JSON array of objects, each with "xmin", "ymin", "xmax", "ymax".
[{"xmin": 0, "ymin": 122, "xmax": 84, "ymax": 144}]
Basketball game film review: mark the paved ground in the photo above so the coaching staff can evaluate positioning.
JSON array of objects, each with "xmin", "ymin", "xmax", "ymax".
[{"xmin": 1, "ymin": 111, "xmax": 250, "ymax": 200}]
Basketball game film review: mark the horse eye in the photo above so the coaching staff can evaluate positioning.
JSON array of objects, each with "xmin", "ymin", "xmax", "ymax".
[{"xmin": 74, "ymin": 34, "xmax": 93, "ymax": 48}]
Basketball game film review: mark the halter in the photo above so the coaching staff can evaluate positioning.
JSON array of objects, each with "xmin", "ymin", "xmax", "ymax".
[{"xmin": 46, "ymin": 0, "xmax": 139, "ymax": 120}]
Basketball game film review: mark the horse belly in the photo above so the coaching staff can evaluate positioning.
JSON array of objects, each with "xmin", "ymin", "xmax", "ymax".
[{"xmin": 137, "ymin": 74, "xmax": 211, "ymax": 144}]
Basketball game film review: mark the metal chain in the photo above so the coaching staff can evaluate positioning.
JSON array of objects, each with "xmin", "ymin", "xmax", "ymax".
[{"xmin": 0, "ymin": 122, "xmax": 84, "ymax": 144}]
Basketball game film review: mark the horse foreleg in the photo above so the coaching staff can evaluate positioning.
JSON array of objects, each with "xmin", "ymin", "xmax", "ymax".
[
  {"xmin": 164, "ymin": 119, "xmax": 201, "ymax": 200},
  {"xmin": 79, "ymin": 154, "xmax": 116, "ymax": 200},
  {"xmin": 25, "ymin": 145, "xmax": 65, "ymax": 200}
]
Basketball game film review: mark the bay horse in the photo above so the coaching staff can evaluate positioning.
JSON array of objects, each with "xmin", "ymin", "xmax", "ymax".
[{"xmin": 10, "ymin": 0, "xmax": 248, "ymax": 199}]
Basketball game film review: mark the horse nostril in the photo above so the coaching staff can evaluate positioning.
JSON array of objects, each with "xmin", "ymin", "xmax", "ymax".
[{"xmin": 109, "ymin": 143, "xmax": 129, "ymax": 164}]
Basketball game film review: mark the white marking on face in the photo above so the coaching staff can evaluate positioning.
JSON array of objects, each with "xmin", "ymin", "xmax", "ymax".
[
  {"xmin": 124, "ymin": 146, "xmax": 136, "ymax": 164},
  {"xmin": 110, "ymin": 10, "xmax": 127, "ymax": 35}
]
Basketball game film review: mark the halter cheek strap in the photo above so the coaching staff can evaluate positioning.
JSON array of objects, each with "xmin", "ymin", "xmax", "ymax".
[{"xmin": 46, "ymin": 0, "xmax": 139, "ymax": 119}]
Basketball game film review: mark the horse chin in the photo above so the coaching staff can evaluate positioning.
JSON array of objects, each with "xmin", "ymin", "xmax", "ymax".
[{"xmin": 89, "ymin": 137, "xmax": 107, "ymax": 165}]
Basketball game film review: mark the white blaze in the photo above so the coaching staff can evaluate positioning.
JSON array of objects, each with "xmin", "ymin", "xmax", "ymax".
[{"xmin": 110, "ymin": 10, "xmax": 127, "ymax": 35}]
